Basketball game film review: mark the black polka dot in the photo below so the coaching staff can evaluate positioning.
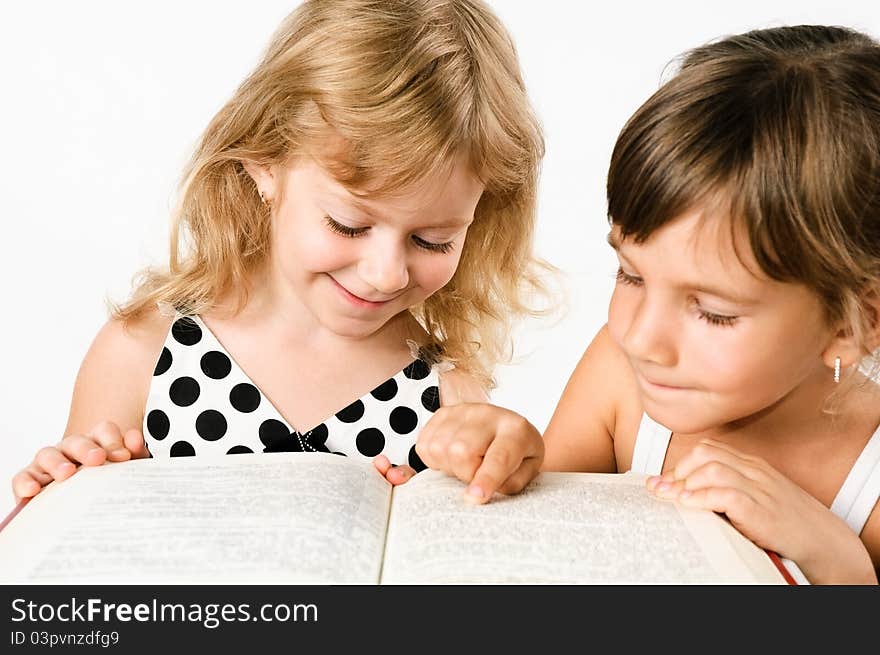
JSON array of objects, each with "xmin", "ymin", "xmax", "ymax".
[
  {"xmin": 230, "ymin": 383, "xmax": 261, "ymax": 413},
  {"xmin": 153, "ymin": 347, "xmax": 172, "ymax": 376},
  {"xmin": 408, "ymin": 445, "xmax": 427, "ymax": 472},
  {"xmin": 356, "ymin": 428, "xmax": 386, "ymax": 457},
  {"xmin": 170, "ymin": 441, "xmax": 195, "ymax": 457},
  {"xmin": 171, "ymin": 317, "xmax": 202, "ymax": 346},
  {"xmin": 169, "ymin": 377, "xmax": 200, "ymax": 407},
  {"xmin": 259, "ymin": 419, "xmax": 299, "ymax": 452},
  {"xmin": 421, "ymin": 385, "xmax": 440, "ymax": 412},
  {"xmin": 389, "ymin": 406, "xmax": 418, "ymax": 434},
  {"xmin": 336, "ymin": 399, "xmax": 365, "ymax": 423},
  {"xmin": 195, "ymin": 410, "xmax": 227, "ymax": 441},
  {"xmin": 403, "ymin": 359, "xmax": 431, "ymax": 380},
  {"xmin": 226, "ymin": 445, "xmax": 253, "ymax": 455},
  {"xmin": 200, "ymin": 351, "xmax": 231, "ymax": 379},
  {"xmin": 146, "ymin": 409, "xmax": 170, "ymax": 440},
  {"xmin": 370, "ymin": 378, "xmax": 398, "ymax": 401},
  {"xmin": 307, "ymin": 423, "xmax": 329, "ymax": 446}
]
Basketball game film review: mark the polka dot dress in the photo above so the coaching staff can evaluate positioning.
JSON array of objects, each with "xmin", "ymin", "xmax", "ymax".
[{"xmin": 144, "ymin": 315, "xmax": 440, "ymax": 471}]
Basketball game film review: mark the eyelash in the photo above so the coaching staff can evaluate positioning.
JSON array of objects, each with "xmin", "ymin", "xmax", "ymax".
[
  {"xmin": 324, "ymin": 216, "xmax": 455, "ymax": 254},
  {"xmin": 615, "ymin": 267, "xmax": 739, "ymax": 328}
]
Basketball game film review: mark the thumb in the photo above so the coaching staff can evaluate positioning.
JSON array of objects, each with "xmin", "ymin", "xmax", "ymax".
[{"xmin": 124, "ymin": 428, "xmax": 150, "ymax": 459}]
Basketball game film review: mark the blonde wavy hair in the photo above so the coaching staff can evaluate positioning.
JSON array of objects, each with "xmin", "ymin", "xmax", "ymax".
[{"xmin": 114, "ymin": 0, "xmax": 550, "ymax": 390}]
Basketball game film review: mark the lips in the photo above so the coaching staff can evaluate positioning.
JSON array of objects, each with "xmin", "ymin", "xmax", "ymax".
[
  {"xmin": 637, "ymin": 371, "xmax": 688, "ymax": 391},
  {"xmin": 329, "ymin": 275, "xmax": 397, "ymax": 306}
]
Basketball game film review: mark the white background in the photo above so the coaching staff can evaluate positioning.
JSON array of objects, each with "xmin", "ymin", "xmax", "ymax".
[{"xmin": 1, "ymin": 1, "xmax": 878, "ymax": 508}]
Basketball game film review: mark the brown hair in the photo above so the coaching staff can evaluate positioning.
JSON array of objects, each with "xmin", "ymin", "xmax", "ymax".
[
  {"xmin": 114, "ymin": 0, "xmax": 549, "ymax": 390},
  {"xmin": 607, "ymin": 25, "xmax": 880, "ymax": 370}
]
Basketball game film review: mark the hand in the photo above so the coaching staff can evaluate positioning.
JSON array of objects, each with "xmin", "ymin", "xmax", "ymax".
[
  {"xmin": 372, "ymin": 454, "xmax": 417, "ymax": 486},
  {"xmin": 11, "ymin": 421, "xmax": 150, "ymax": 502},
  {"xmin": 648, "ymin": 438, "xmax": 877, "ymax": 584},
  {"xmin": 415, "ymin": 403, "xmax": 544, "ymax": 504}
]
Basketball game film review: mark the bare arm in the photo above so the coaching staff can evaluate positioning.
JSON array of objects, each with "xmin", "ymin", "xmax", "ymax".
[
  {"xmin": 11, "ymin": 308, "xmax": 172, "ymax": 499},
  {"xmin": 542, "ymin": 325, "xmax": 630, "ymax": 473}
]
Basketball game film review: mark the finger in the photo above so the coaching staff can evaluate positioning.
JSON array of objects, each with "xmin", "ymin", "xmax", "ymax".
[
  {"xmin": 496, "ymin": 457, "xmax": 542, "ymax": 496},
  {"xmin": 691, "ymin": 438, "xmax": 759, "ymax": 462},
  {"xmin": 672, "ymin": 441, "xmax": 762, "ymax": 483},
  {"xmin": 54, "ymin": 435, "xmax": 106, "ymax": 468},
  {"xmin": 416, "ymin": 415, "xmax": 464, "ymax": 470},
  {"xmin": 649, "ymin": 477, "xmax": 688, "ymax": 500},
  {"xmin": 372, "ymin": 454, "xmax": 392, "ymax": 477},
  {"xmin": 12, "ymin": 470, "xmax": 45, "ymax": 500},
  {"xmin": 34, "ymin": 446, "xmax": 81, "ymax": 480},
  {"xmin": 676, "ymin": 484, "xmax": 762, "ymax": 528},
  {"xmin": 463, "ymin": 435, "xmax": 523, "ymax": 504},
  {"xmin": 385, "ymin": 465, "xmax": 417, "ymax": 486},
  {"xmin": 87, "ymin": 421, "xmax": 131, "ymax": 461},
  {"xmin": 446, "ymin": 429, "xmax": 492, "ymax": 485},
  {"xmin": 123, "ymin": 428, "xmax": 150, "ymax": 459}
]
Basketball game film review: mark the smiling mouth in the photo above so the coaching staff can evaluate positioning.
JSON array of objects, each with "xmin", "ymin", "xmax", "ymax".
[
  {"xmin": 329, "ymin": 276, "xmax": 397, "ymax": 307},
  {"xmin": 638, "ymin": 372, "xmax": 689, "ymax": 391}
]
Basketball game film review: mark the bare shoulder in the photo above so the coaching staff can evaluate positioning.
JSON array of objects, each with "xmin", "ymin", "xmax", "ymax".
[
  {"xmin": 438, "ymin": 367, "xmax": 489, "ymax": 405},
  {"xmin": 65, "ymin": 306, "xmax": 174, "ymax": 436},
  {"xmin": 542, "ymin": 324, "xmax": 641, "ymax": 472}
]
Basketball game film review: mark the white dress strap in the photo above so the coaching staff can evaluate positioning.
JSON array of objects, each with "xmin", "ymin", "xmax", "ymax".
[
  {"xmin": 830, "ymin": 423, "xmax": 880, "ymax": 535},
  {"xmin": 629, "ymin": 413, "xmax": 672, "ymax": 476}
]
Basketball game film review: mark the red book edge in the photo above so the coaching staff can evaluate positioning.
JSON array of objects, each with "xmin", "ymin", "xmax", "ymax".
[
  {"xmin": 0, "ymin": 497, "xmax": 30, "ymax": 533},
  {"xmin": 765, "ymin": 550, "xmax": 798, "ymax": 585}
]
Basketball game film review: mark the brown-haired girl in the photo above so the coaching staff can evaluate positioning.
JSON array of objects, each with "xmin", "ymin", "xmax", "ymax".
[
  {"xmin": 12, "ymin": 0, "xmax": 547, "ymax": 501},
  {"xmin": 539, "ymin": 24, "xmax": 880, "ymax": 584}
]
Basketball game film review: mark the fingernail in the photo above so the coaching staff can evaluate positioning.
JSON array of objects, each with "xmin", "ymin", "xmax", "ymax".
[
  {"xmin": 646, "ymin": 476, "xmax": 661, "ymax": 490},
  {"xmin": 679, "ymin": 489, "xmax": 692, "ymax": 499},
  {"xmin": 111, "ymin": 448, "xmax": 129, "ymax": 458},
  {"xmin": 656, "ymin": 481, "xmax": 671, "ymax": 492},
  {"xmin": 59, "ymin": 462, "xmax": 75, "ymax": 474},
  {"xmin": 464, "ymin": 485, "xmax": 485, "ymax": 503},
  {"xmin": 25, "ymin": 480, "xmax": 40, "ymax": 494}
]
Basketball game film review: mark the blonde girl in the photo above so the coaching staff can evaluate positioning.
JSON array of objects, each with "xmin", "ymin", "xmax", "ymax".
[{"xmin": 12, "ymin": 0, "xmax": 547, "ymax": 501}]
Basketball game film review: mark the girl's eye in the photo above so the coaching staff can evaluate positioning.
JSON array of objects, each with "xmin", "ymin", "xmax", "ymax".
[
  {"xmin": 325, "ymin": 216, "xmax": 367, "ymax": 237},
  {"xmin": 412, "ymin": 235, "xmax": 455, "ymax": 254},
  {"xmin": 615, "ymin": 267, "xmax": 643, "ymax": 286},
  {"xmin": 698, "ymin": 310, "xmax": 738, "ymax": 327}
]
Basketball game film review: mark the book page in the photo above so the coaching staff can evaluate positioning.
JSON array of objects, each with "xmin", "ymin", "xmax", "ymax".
[
  {"xmin": 0, "ymin": 452, "xmax": 392, "ymax": 584},
  {"xmin": 380, "ymin": 471, "xmax": 784, "ymax": 584}
]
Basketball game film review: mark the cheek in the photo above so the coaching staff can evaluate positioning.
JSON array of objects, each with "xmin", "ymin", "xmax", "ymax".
[
  {"xmin": 687, "ymin": 321, "xmax": 816, "ymax": 399},
  {"xmin": 274, "ymin": 217, "xmax": 351, "ymax": 273},
  {"xmin": 411, "ymin": 252, "xmax": 463, "ymax": 294},
  {"xmin": 606, "ymin": 288, "xmax": 632, "ymax": 347}
]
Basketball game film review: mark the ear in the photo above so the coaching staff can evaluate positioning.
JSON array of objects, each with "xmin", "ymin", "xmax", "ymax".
[
  {"xmin": 241, "ymin": 160, "xmax": 277, "ymax": 203},
  {"xmin": 820, "ymin": 287, "xmax": 880, "ymax": 371}
]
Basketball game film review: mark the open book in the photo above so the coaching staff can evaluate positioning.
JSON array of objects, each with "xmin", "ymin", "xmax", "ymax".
[{"xmin": 0, "ymin": 452, "xmax": 791, "ymax": 584}]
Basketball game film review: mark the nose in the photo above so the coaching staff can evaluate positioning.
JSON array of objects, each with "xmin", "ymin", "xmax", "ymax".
[
  {"xmin": 619, "ymin": 293, "xmax": 678, "ymax": 368},
  {"xmin": 357, "ymin": 241, "xmax": 410, "ymax": 295}
]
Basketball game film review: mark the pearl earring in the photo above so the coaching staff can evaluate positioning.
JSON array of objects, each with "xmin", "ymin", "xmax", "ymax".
[{"xmin": 834, "ymin": 356, "xmax": 841, "ymax": 384}]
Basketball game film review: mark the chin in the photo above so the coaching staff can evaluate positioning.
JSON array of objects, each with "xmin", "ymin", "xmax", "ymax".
[
  {"xmin": 640, "ymin": 398, "xmax": 721, "ymax": 435},
  {"xmin": 322, "ymin": 315, "xmax": 392, "ymax": 340}
]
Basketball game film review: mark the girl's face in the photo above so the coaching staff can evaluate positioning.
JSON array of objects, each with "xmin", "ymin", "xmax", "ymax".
[
  {"xmin": 264, "ymin": 156, "xmax": 483, "ymax": 340},
  {"xmin": 607, "ymin": 208, "xmax": 837, "ymax": 434}
]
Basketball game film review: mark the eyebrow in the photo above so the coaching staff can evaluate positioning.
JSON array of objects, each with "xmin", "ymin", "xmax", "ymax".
[
  {"xmin": 330, "ymin": 193, "xmax": 474, "ymax": 228},
  {"xmin": 606, "ymin": 231, "xmax": 758, "ymax": 306}
]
